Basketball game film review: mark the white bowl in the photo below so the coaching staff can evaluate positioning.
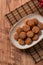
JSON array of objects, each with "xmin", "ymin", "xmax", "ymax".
[{"xmin": 10, "ymin": 14, "xmax": 43, "ymax": 49}]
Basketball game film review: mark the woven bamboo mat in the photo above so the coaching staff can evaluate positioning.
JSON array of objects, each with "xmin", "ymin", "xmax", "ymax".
[{"xmin": 0, "ymin": 0, "xmax": 43, "ymax": 65}]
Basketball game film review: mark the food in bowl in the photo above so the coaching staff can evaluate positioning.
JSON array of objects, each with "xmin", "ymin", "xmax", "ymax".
[
  {"xmin": 22, "ymin": 25, "xmax": 30, "ymax": 32},
  {"xmin": 16, "ymin": 27, "xmax": 22, "ymax": 33},
  {"xmin": 18, "ymin": 39, "xmax": 25, "ymax": 45},
  {"xmin": 32, "ymin": 26, "xmax": 40, "ymax": 33},
  {"xmin": 38, "ymin": 22, "xmax": 43, "ymax": 29},
  {"xmin": 32, "ymin": 18, "xmax": 38, "ymax": 25},
  {"xmin": 14, "ymin": 32, "xmax": 19, "ymax": 40},
  {"xmin": 14, "ymin": 18, "xmax": 43, "ymax": 45},
  {"xmin": 32, "ymin": 34, "xmax": 39, "ymax": 41},
  {"xmin": 19, "ymin": 32, "xmax": 26, "ymax": 39},
  {"xmin": 25, "ymin": 38, "xmax": 32, "ymax": 45},
  {"xmin": 26, "ymin": 19, "xmax": 34, "ymax": 27},
  {"xmin": 27, "ymin": 31, "xmax": 34, "ymax": 37}
]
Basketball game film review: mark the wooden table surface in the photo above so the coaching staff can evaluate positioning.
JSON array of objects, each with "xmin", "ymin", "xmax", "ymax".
[{"xmin": 0, "ymin": 0, "xmax": 43, "ymax": 65}]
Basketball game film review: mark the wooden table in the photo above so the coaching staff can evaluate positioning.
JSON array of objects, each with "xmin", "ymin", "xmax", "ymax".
[{"xmin": 0, "ymin": 0, "xmax": 43, "ymax": 65}]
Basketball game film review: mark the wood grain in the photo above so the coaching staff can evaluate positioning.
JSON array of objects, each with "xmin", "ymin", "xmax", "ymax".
[{"xmin": 0, "ymin": 0, "xmax": 43, "ymax": 65}]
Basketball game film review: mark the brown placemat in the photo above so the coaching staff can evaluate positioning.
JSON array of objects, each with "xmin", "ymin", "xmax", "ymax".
[
  {"xmin": 5, "ymin": 0, "xmax": 43, "ymax": 64},
  {"xmin": 6, "ymin": 0, "xmax": 43, "ymax": 26}
]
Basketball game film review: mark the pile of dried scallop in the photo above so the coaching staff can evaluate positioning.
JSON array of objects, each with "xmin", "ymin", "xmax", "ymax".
[{"xmin": 14, "ymin": 18, "xmax": 43, "ymax": 45}]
